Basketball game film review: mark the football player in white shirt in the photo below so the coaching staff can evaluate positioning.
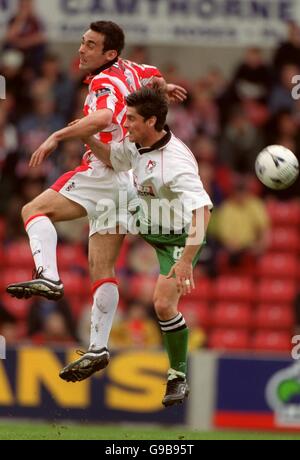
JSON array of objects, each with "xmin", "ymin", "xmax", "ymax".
[{"xmin": 63, "ymin": 87, "xmax": 213, "ymax": 407}]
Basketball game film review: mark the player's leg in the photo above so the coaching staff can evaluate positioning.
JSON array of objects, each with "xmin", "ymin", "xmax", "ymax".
[
  {"xmin": 59, "ymin": 232, "xmax": 125, "ymax": 382},
  {"xmin": 89, "ymin": 231, "xmax": 125, "ymax": 350},
  {"xmin": 7, "ymin": 189, "xmax": 87, "ymax": 300},
  {"xmin": 153, "ymin": 275, "xmax": 190, "ymax": 407}
]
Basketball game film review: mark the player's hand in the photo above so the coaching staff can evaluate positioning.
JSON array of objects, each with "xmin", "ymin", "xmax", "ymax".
[
  {"xmin": 29, "ymin": 134, "xmax": 58, "ymax": 167},
  {"xmin": 166, "ymin": 84, "xmax": 187, "ymax": 103},
  {"xmin": 167, "ymin": 260, "xmax": 195, "ymax": 295}
]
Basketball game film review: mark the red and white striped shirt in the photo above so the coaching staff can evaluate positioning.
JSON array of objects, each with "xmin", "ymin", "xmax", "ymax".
[{"xmin": 83, "ymin": 58, "xmax": 162, "ymax": 158}]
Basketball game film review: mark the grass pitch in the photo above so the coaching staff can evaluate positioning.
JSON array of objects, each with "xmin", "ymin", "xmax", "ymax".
[{"xmin": 0, "ymin": 422, "xmax": 300, "ymax": 440}]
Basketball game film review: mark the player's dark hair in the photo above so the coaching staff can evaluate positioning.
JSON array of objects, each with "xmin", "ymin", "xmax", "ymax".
[
  {"xmin": 90, "ymin": 21, "xmax": 125, "ymax": 55},
  {"xmin": 126, "ymin": 87, "xmax": 168, "ymax": 131}
]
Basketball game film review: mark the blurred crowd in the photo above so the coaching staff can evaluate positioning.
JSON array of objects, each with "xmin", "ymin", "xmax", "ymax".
[{"xmin": 0, "ymin": 0, "xmax": 299, "ymax": 351}]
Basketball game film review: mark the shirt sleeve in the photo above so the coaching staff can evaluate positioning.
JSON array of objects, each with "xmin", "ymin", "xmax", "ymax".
[
  {"xmin": 129, "ymin": 62, "xmax": 162, "ymax": 87},
  {"xmin": 90, "ymin": 77, "xmax": 117, "ymax": 113},
  {"xmin": 110, "ymin": 137, "xmax": 134, "ymax": 172},
  {"xmin": 167, "ymin": 157, "xmax": 213, "ymax": 213},
  {"xmin": 170, "ymin": 172, "xmax": 213, "ymax": 213}
]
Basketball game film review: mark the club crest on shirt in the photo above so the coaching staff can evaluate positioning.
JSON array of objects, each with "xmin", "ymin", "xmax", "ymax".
[
  {"xmin": 136, "ymin": 184, "xmax": 155, "ymax": 197},
  {"xmin": 66, "ymin": 181, "xmax": 76, "ymax": 192},
  {"xmin": 95, "ymin": 88, "xmax": 112, "ymax": 97},
  {"xmin": 145, "ymin": 160, "xmax": 157, "ymax": 175}
]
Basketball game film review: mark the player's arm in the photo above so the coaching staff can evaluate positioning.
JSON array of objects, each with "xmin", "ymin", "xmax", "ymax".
[
  {"xmin": 29, "ymin": 109, "xmax": 113, "ymax": 167},
  {"xmin": 86, "ymin": 135, "xmax": 133, "ymax": 172},
  {"xmin": 167, "ymin": 206, "xmax": 210, "ymax": 295},
  {"xmin": 131, "ymin": 62, "xmax": 187, "ymax": 103},
  {"xmin": 151, "ymin": 77, "xmax": 187, "ymax": 103},
  {"xmin": 84, "ymin": 135, "xmax": 112, "ymax": 167}
]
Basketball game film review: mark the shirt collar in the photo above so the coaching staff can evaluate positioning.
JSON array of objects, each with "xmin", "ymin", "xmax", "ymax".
[
  {"xmin": 136, "ymin": 126, "xmax": 172, "ymax": 155},
  {"xmin": 83, "ymin": 57, "xmax": 119, "ymax": 85}
]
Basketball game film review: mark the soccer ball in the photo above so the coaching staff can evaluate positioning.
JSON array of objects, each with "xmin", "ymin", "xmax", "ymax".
[{"xmin": 255, "ymin": 145, "xmax": 299, "ymax": 190}]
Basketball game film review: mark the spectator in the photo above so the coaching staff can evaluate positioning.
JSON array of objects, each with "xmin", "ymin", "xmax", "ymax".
[
  {"xmin": 273, "ymin": 21, "xmax": 300, "ymax": 75},
  {"xmin": 3, "ymin": 0, "xmax": 47, "ymax": 73},
  {"xmin": 109, "ymin": 302, "xmax": 161, "ymax": 350},
  {"xmin": 39, "ymin": 53, "xmax": 75, "ymax": 121},
  {"xmin": 269, "ymin": 64, "xmax": 300, "ymax": 115},
  {"xmin": 18, "ymin": 79, "xmax": 64, "ymax": 157},
  {"xmin": 210, "ymin": 175, "xmax": 270, "ymax": 267},
  {"xmin": 231, "ymin": 47, "xmax": 272, "ymax": 104},
  {"xmin": 219, "ymin": 106, "xmax": 265, "ymax": 174},
  {"xmin": 267, "ymin": 110, "xmax": 300, "ymax": 155},
  {"xmin": 0, "ymin": 104, "xmax": 18, "ymax": 179},
  {"xmin": 27, "ymin": 298, "xmax": 78, "ymax": 345}
]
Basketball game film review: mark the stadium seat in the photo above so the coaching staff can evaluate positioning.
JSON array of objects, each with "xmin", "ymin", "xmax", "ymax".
[
  {"xmin": 211, "ymin": 302, "xmax": 252, "ymax": 328},
  {"xmin": 0, "ymin": 248, "xmax": 5, "ymax": 268},
  {"xmin": 60, "ymin": 271, "xmax": 90, "ymax": 297},
  {"xmin": 208, "ymin": 328, "xmax": 250, "ymax": 350},
  {"xmin": 256, "ymin": 279, "xmax": 297, "ymax": 304},
  {"xmin": 1, "ymin": 294, "xmax": 32, "ymax": 320},
  {"xmin": 57, "ymin": 244, "xmax": 88, "ymax": 271},
  {"xmin": 2, "ymin": 269, "xmax": 33, "ymax": 291},
  {"xmin": 179, "ymin": 300, "xmax": 211, "ymax": 328},
  {"xmin": 217, "ymin": 251, "xmax": 256, "ymax": 276},
  {"xmin": 266, "ymin": 199, "xmax": 300, "ymax": 226},
  {"xmin": 0, "ymin": 218, "xmax": 6, "ymax": 241},
  {"xmin": 253, "ymin": 304, "xmax": 294, "ymax": 331},
  {"xmin": 214, "ymin": 276, "xmax": 255, "ymax": 302},
  {"xmin": 126, "ymin": 275, "xmax": 157, "ymax": 304},
  {"xmin": 256, "ymin": 253, "xmax": 298, "ymax": 279},
  {"xmin": 268, "ymin": 227, "xmax": 300, "ymax": 253},
  {"xmin": 66, "ymin": 294, "xmax": 89, "ymax": 319},
  {"xmin": 184, "ymin": 277, "xmax": 213, "ymax": 301},
  {"xmin": 4, "ymin": 239, "xmax": 33, "ymax": 268},
  {"xmin": 252, "ymin": 330, "xmax": 291, "ymax": 352},
  {"xmin": 0, "ymin": 270, "xmax": 4, "ymax": 292}
]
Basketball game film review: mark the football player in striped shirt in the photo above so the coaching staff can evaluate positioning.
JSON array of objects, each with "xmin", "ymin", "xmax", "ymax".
[{"xmin": 6, "ymin": 22, "xmax": 187, "ymax": 375}]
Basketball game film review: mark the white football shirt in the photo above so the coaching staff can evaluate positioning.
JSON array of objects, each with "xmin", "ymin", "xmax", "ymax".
[{"xmin": 110, "ymin": 128, "xmax": 213, "ymax": 233}]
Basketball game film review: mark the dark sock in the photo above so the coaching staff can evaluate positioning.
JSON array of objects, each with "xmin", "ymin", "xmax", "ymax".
[{"xmin": 158, "ymin": 313, "xmax": 189, "ymax": 376}]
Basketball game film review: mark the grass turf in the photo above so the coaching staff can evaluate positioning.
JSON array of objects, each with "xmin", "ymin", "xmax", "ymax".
[{"xmin": 0, "ymin": 422, "xmax": 299, "ymax": 440}]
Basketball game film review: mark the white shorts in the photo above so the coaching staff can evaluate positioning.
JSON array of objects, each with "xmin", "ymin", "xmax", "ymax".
[{"xmin": 51, "ymin": 158, "xmax": 138, "ymax": 237}]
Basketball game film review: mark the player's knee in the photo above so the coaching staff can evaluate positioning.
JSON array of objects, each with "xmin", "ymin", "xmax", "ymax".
[
  {"xmin": 21, "ymin": 202, "xmax": 36, "ymax": 223},
  {"xmin": 154, "ymin": 297, "xmax": 175, "ymax": 320},
  {"xmin": 22, "ymin": 201, "xmax": 46, "ymax": 223}
]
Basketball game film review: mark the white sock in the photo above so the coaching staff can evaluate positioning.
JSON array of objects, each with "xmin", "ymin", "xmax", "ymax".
[
  {"xmin": 89, "ymin": 283, "xmax": 119, "ymax": 351},
  {"xmin": 26, "ymin": 215, "xmax": 60, "ymax": 282}
]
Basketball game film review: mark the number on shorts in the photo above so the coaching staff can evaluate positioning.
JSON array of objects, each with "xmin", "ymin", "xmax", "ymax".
[{"xmin": 173, "ymin": 246, "xmax": 184, "ymax": 261}]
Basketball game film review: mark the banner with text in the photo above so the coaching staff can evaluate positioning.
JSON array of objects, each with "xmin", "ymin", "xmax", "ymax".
[
  {"xmin": 0, "ymin": 348, "xmax": 185, "ymax": 424},
  {"xmin": 0, "ymin": 0, "xmax": 299, "ymax": 46}
]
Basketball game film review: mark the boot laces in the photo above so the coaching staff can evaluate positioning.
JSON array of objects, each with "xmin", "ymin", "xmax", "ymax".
[
  {"xmin": 32, "ymin": 267, "xmax": 44, "ymax": 279},
  {"xmin": 76, "ymin": 350, "xmax": 86, "ymax": 357}
]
